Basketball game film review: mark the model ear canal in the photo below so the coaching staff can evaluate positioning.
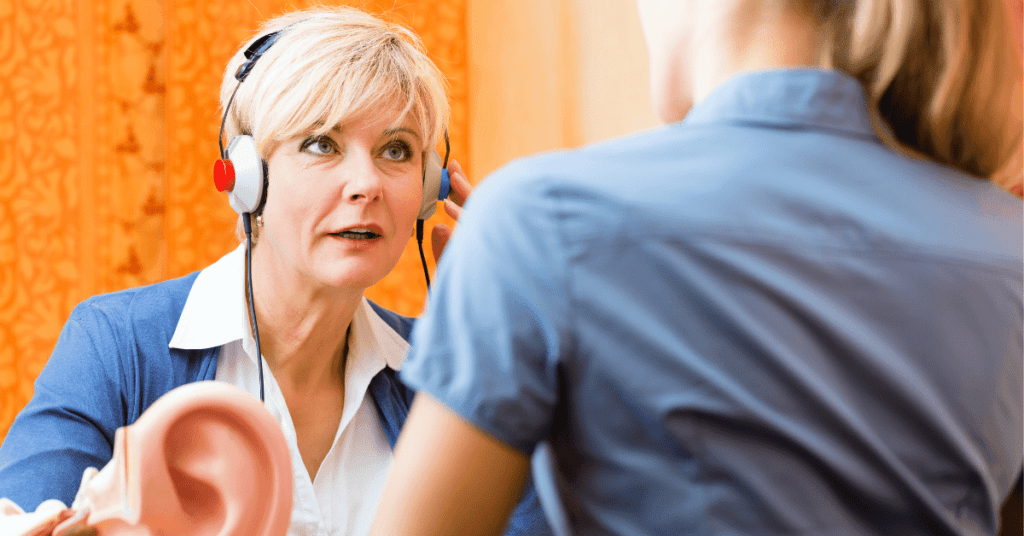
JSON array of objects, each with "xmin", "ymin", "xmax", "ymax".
[
  {"xmin": 162, "ymin": 408, "xmax": 284, "ymax": 536},
  {"xmin": 79, "ymin": 382, "xmax": 293, "ymax": 536},
  {"xmin": 163, "ymin": 411, "xmax": 232, "ymax": 535}
]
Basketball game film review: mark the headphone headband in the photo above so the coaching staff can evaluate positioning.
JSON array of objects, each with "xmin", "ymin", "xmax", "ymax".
[
  {"xmin": 216, "ymin": 25, "xmax": 449, "ymax": 220},
  {"xmin": 235, "ymin": 30, "xmax": 285, "ymax": 82}
]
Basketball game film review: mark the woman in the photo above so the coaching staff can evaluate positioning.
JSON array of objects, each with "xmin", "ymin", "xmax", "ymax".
[
  {"xmin": 0, "ymin": 7, "xmax": 549, "ymax": 536},
  {"xmin": 374, "ymin": 0, "xmax": 1023, "ymax": 535}
]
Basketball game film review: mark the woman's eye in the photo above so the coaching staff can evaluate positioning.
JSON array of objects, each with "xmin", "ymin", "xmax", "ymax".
[
  {"xmin": 302, "ymin": 137, "xmax": 336, "ymax": 155},
  {"xmin": 383, "ymin": 142, "xmax": 410, "ymax": 161}
]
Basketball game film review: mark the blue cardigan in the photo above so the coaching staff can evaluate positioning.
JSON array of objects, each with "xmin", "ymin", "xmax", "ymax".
[{"xmin": 0, "ymin": 271, "xmax": 550, "ymax": 535}]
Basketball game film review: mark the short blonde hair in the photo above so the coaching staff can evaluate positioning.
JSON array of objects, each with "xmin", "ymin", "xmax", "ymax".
[
  {"xmin": 221, "ymin": 7, "xmax": 449, "ymax": 157},
  {"xmin": 218, "ymin": 7, "xmax": 449, "ymax": 242},
  {"xmin": 803, "ymin": 0, "xmax": 1022, "ymax": 180}
]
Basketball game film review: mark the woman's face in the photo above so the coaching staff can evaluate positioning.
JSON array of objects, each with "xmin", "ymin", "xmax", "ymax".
[{"xmin": 256, "ymin": 102, "xmax": 424, "ymax": 293}]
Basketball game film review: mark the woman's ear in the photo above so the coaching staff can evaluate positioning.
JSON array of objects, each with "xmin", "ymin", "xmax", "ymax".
[{"xmin": 80, "ymin": 382, "xmax": 292, "ymax": 536}]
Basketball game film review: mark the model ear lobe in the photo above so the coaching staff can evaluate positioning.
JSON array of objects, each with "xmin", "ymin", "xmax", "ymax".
[{"xmin": 83, "ymin": 382, "xmax": 293, "ymax": 536}]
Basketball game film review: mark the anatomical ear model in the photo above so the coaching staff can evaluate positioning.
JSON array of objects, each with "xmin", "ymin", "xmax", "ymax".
[{"xmin": 0, "ymin": 381, "xmax": 292, "ymax": 536}]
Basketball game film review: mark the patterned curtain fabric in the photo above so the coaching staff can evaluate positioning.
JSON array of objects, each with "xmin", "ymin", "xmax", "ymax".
[{"xmin": 0, "ymin": 0, "xmax": 466, "ymax": 439}]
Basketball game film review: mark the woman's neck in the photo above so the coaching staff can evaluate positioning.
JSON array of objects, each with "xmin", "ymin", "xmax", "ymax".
[
  {"xmin": 696, "ymin": 5, "xmax": 827, "ymax": 99},
  {"xmin": 247, "ymin": 248, "xmax": 365, "ymax": 391},
  {"xmin": 660, "ymin": 2, "xmax": 828, "ymax": 121}
]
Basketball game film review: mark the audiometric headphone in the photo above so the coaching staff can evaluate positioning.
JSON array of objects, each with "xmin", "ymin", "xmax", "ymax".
[
  {"xmin": 212, "ymin": 27, "xmax": 452, "ymax": 401},
  {"xmin": 213, "ymin": 30, "xmax": 451, "ymax": 221},
  {"xmin": 215, "ymin": 122, "xmax": 451, "ymax": 221}
]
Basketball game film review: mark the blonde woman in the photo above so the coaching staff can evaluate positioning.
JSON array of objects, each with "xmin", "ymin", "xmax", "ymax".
[
  {"xmin": 374, "ymin": 0, "xmax": 1023, "ymax": 534},
  {"xmin": 0, "ymin": 7, "xmax": 550, "ymax": 536}
]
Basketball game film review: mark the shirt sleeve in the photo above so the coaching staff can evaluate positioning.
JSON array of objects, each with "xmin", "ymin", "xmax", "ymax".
[
  {"xmin": 401, "ymin": 161, "xmax": 574, "ymax": 454},
  {"xmin": 0, "ymin": 298, "xmax": 130, "ymax": 511}
]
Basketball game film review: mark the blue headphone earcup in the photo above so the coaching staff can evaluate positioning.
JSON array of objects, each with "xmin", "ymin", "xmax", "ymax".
[{"xmin": 438, "ymin": 169, "xmax": 451, "ymax": 201}]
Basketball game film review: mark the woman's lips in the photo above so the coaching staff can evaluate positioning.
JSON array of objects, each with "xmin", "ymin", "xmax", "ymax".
[
  {"xmin": 333, "ymin": 228, "xmax": 381, "ymax": 240},
  {"xmin": 329, "ymin": 224, "xmax": 384, "ymax": 240}
]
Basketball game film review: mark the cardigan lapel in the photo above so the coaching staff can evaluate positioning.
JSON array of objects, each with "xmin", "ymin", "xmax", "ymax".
[{"xmin": 367, "ymin": 367, "xmax": 416, "ymax": 449}]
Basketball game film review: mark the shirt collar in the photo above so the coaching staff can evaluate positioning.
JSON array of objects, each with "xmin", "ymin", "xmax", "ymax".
[
  {"xmin": 168, "ymin": 245, "xmax": 409, "ymax": 371},
  {"xmin": 350, "ymin": 296, "xmax": 409, "ymax": 371},
  {"xmin": 682, "ymin": 68, "xmax": 876, "ymax": 140},
  {"xmin": 169, "ymin": 245, "xmax": 247, "ymax": 350}
]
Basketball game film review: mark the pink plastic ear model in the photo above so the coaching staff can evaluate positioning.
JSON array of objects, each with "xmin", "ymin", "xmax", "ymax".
[{"xmin": 65, "ymin": 381, "xmax": 292, "ymax": 536}]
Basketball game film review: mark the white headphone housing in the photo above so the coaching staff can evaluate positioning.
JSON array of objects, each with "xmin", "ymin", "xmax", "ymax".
[
  {"xmin": 225, "ymin": 135, "xmax": 265, "ymax": 215},
  {"xmin": 419, "ymin": 150, "xmax": 444, "ymax": 220}
]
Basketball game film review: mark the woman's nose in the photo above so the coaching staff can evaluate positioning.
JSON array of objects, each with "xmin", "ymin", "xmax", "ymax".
[{"xmin": 341, "ymin": 150, "xmax": 383, "ymax": 202}]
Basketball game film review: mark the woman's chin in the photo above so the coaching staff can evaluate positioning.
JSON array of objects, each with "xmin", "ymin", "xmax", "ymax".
[{"xmin": 313, "ymin": 257, "xmax": 400, "ymax": 293}]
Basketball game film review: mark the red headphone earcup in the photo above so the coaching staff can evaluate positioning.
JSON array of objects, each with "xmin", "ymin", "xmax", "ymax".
[{"xmin": 214, "ymin": 159, "xmax": 236, "ymax": 192}]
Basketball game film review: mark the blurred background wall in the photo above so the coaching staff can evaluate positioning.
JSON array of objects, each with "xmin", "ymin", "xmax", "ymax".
[{"xmin": 0, "ymin": 0, "xmax": 657, "ymax": 439}]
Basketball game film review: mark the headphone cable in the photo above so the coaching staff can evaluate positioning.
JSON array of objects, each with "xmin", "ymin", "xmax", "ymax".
[
  {"xmin": 416, "ymin": 130, "xmax": 452, "ymax": 289},
  {"xmin": 218, "ymin": 82, "xmax": 243, "ymax": 160},
  {"xmin": 243, "ymin": 215, "xmax": 266, "ymax": 402},
  {"xmin": 416, "ymin": 219, "xmax": 431, "ymax": 288}
]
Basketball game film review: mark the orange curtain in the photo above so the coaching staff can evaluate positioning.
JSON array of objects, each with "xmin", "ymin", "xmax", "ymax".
[{"xmin": 0, "ymin": 0, "xmax": 466, "ymax": 439}]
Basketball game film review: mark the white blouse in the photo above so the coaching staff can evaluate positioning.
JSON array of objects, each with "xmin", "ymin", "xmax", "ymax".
[{"xmin": 169, "ymin": 246, "xmax": 409, "ymax": 536}]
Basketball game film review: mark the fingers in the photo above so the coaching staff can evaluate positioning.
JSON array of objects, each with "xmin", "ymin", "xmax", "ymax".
[
  {"xmin": 442, "ymin": 199, "xmax": 463, "ymax": 220},
  {"xmin": 429, "ymin": 159, "xmax": 470, "ymax": 265},
  {"xmin": 431, "ymin": 224, "xmax": 452, "ymax": 264},
  {"xmin": 62, "ymin": 526, "xmax": 98, "ymax": 536},
  {"xmin": 446, "ymin": 159, "xmax": 472, "ymax": 207},
  {"xmin": 432, "ymin": 201, "xmax": 466, "ymax": 265}
]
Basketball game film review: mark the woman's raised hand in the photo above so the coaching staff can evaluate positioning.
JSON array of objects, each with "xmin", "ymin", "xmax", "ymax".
[{"xmin": 430, "ymin": 159, "xmax": 472, "ymax": 263}]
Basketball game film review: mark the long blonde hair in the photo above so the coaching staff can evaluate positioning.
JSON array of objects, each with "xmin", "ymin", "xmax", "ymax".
[{"xmin": 805, "ymin": 0, "xmax": 1022, "ymax": 181}]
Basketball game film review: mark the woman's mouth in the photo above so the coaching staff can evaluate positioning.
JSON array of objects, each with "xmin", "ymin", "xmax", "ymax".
[{"xmin": 332, "ymin": 228, "xmax": 381, "ymax": 240}]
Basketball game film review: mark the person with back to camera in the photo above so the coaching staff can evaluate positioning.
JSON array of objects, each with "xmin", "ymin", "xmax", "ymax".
[
  {"xmin": 0, "ymin": 7, "xmax": 551, "ymax": 536},
  {"xmin": 371, "ymin": 0, "xmax": 1024, "ymax": 534}
]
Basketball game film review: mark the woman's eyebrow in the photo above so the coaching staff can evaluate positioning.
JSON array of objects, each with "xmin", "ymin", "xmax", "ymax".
[
  {"xmin": 306, "ymin": 123, "xmax": 421, "ymax": 141},
  {"xmin": 383, "ymin": 127, "xmax": 421, "ymax": 141},
  {"xmin": 305, "ymin": 121, "xmax": 341, "ymax": 135}
]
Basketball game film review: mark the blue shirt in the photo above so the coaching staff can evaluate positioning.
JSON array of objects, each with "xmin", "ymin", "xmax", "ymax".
[{"xmin": 400, "ymin": 69, "xmax": 1024, "ymax": 536}]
